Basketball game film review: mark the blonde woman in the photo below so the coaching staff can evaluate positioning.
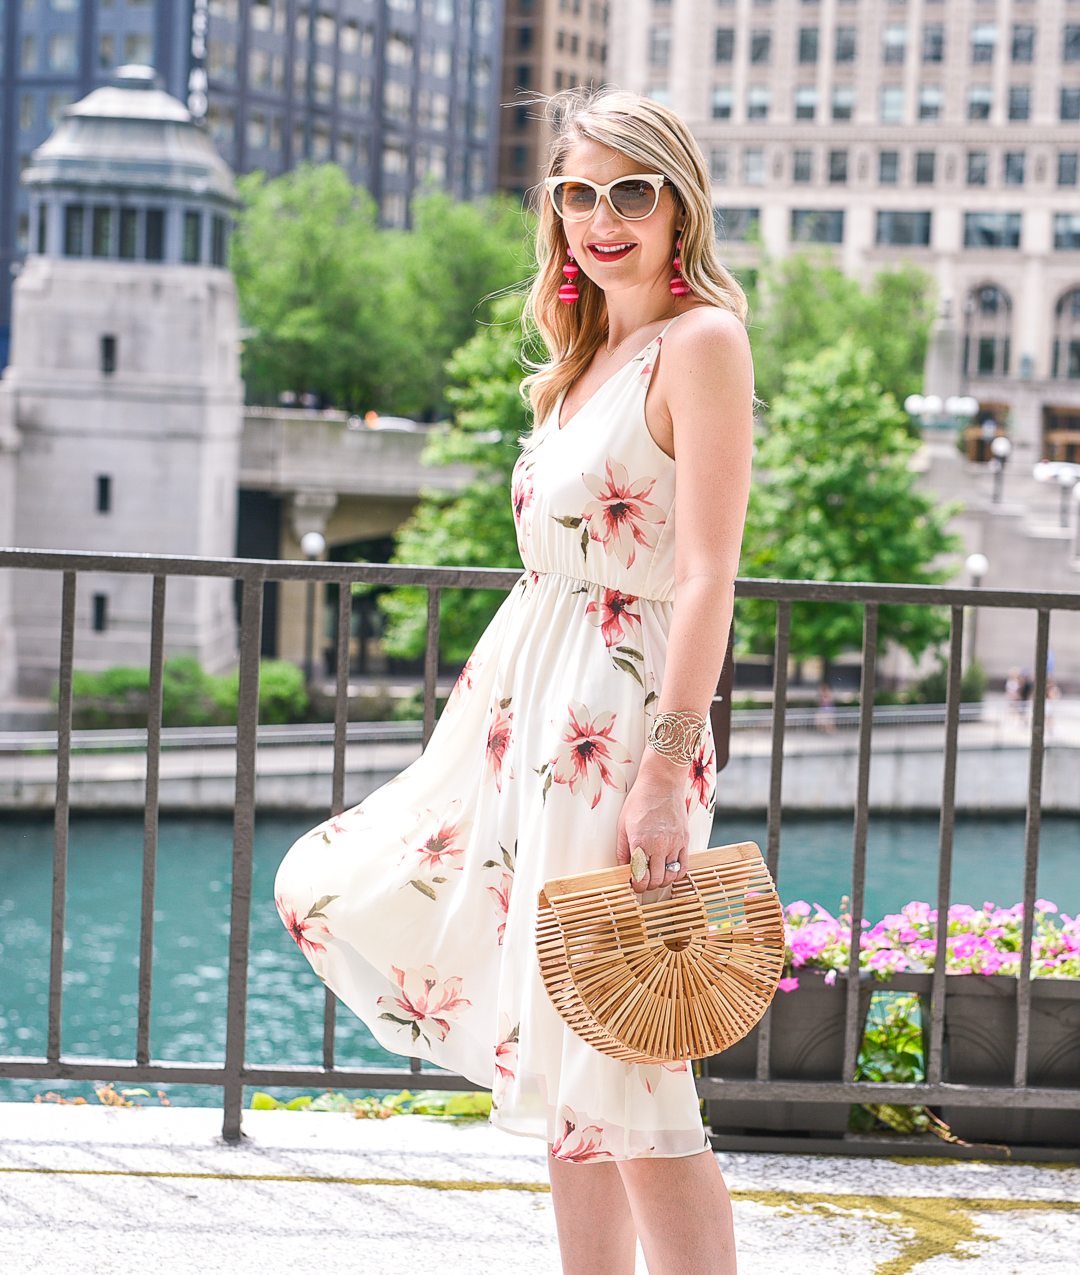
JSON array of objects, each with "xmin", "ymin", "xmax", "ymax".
[{"xmin": 275, "ymin": 87, "xmax": 753, "ymax": 1274}]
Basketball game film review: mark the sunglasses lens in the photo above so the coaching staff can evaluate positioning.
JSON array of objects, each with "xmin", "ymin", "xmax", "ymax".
[
  {"xmin": 610, "ymin": 180, "xmax": 658, "ymax": 219},
  {"xmin": 552, "ymin": 181, "xmax": 597, "ymax": 219}
]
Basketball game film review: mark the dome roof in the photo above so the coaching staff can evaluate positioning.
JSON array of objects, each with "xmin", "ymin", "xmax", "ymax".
[{"xmin": 22, "ymin": 67, "xmax": 238, "ymax": 206}]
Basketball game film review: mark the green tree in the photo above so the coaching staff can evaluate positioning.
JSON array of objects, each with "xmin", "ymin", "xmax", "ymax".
[
  {"xmin": 232, "ymin": 164, "xmax": 530, "ymax": 419},
  {"xmin": 376, "ymin": 302, "xmax": 532, "ymax": 661},
  {"xmin": 739, "ymin": 338, "xmax": 961, "ymax": 663},
  {"xmin": 744, "ymin": 253, "xmax": 936, "ymax": 413}
]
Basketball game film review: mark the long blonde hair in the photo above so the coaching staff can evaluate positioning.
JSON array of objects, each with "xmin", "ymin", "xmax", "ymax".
[{"xmin": 522, "ymin": 87, "xmax": 748, "ymax": 428}]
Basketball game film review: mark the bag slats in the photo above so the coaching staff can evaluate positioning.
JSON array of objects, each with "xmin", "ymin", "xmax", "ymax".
[{"xmin": 536, "ymin": 841, "xmax": 784, "ymax": 1063}]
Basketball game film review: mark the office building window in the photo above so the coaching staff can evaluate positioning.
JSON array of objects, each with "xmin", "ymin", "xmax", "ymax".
[
  {"xmin": 118, "ymin": 208, "xmax": 137, "ymax": 259},
  {"xmin": 145, "ymin": 209, "xmax": 165, "ymax": 261},
  {"xmin": 1062, "ymin": 88, "xmax": 1080, "ymax": 121},
  {"xmin": 972, "ymin": 24, "xmax": 996, "ymax": 64},
  {"xmin": 835, "ymin": 26, "xmax": 855, "ymax": 63},
  {"xmin": 208, "ymin": 40, "xmax": 237, "ymax": 83},
  {"xmin": 967, "ymin": 151, "xmax": 989, "ymax": 185},
  {"xmin": 1059, "ymin": 152, "xmax": 1079, "ymax": 186},
  {"xmin": 247, "ymin": 114, "xmax": 269, "ymax": 149},
  {"xmin": 183, "ymin": 211, "xmax": 202, "ymax": 264},
  {"xmin": 91, "ymin": 206, "xmax": 112, "ymax": 257},
  {"xmin": 964, "ymin": 212, "xmax": 1021, "ymax": 248},
  {"xmin": 795, "ymin": 87, "xmax": 817, "ymax": 120},
  {"xmin": 1008, "ymin": 86, "xmax": 1030, "ymax": 121},
  {"xmin": 1004, "ymin": 151, "xmax": 1025, "ymax": 185},
  {"xmin": 798, "ymin": 27, "xmax": 818, "ymax": 63},
  {"xmin": 100, "ymin": 334, "xmax": 116, "ymax": 375},
  {"xmin": 791, "ymin": 209, "xmax": 844, "ymax": 243},
  {"xmin": 747, "ymin": 86, "xmax": 770, "ymax": 119},
  {"xmin": 832, "ymin": 87, "xmax": 853, "ymax": 120},
  {"xmin": 312, "ymin": 125, "xmax": 331, "ymax": 161},
  {"xmin": 1012, "ymin": 24, "xmax": 1035, "ymax": 63},
  {"xmin": 710, "ymin": 148, "xmax": 729, "ymax": 182},
  {"xmin": 715, "ymin": 27, "xmax": 734, "ymax": 62},
  {"xmin": 711, "ymin": 86, "xmax": 733, "ymax": 119},
  {"xmin": 963, "ymin": 285, "xmax": 1011, "ymax": 377},
  {"xmin": 92, "ymin": 595, "xmax": 109, "ymax": 633},
  {"xmin": 876, "ymin": 211, "xmax": 931, "ymax": 246},
  {"xmin": 21, "ymin": 35, "xmax": 36, "ymax": 72},
  {"xmin": 1052, "ymin": 291, "xmax": 1080, "ymax": 378},
  {"xmin": 1066, "ymin": 26, "xmax": 1080, "ymax": 63},
  {"xmin": 47, "ymin": 95, "xmax": 72, "ymax": 128},
  {"xmin": 828, "ymin": 149, "xmax": 848, "ymax": 183},
  {"xmin": 793, "ymin": 149, "xmax": 812, "ymax": 182},
  {"xmin": 743, "ymin": 148, "xmax": 765, "ymax": 184},
  {"xmin": 648, "ymin": 24, "xmax": 671, "ymax": 67},
  {"xmin": 880, "ymin": 86, "xmax": 904, "ymax": 123},
  {"xmin": 1054, "ymin": 214, "xmax": 1080, "ymax": 250},
  {"xmin": 883, "ymin": 26, "xmax": 907, "ymax": 65},
  {"xmin": 968, "ymin": 86, "xmax": 992, "ymax": 120},
  {"xmin": 37, "ymin": 204, "xmax": 48, "ymax": 253},
  {"xmin": 879, "ymin": 151, "xmax": 899, "ymax": 184},
  {"xmin": 915, "ymin": 151, "xmax": 935, "ymax": 184},
  {"xmin": 713, "ymin": 208, "xmax": 760, "ymax": 241},
  {"xmin": 922, "ymin": 24, "xmax": 944, "ymax": 63},
  {"xmin": 123, "ymin": 33, "xmax": 152, "ymax": 63},
  {"xmin": 96, "ymin": 475, "xmax": 112, "ymax": 513},
  {"xmin": 211, "ymin": 216, "xmax": 228, "ymax": 266},
  {"xmin": 750, "ymin": 29, "xmax": 770, "ymax": 63},
  {"xmin": 63, "ymin": 204, "xmax": 84, "ymax": 256},
  {"xmin": 99, "ymin": 33, "xmax": 114, "ymax": 68},
  {"xmin": 48, "ymin": 33, "xmax": 77, "ymax": 71},
  {"xmin": 919, "ymin": 86, "xmax": 942, "ymax": 120}
]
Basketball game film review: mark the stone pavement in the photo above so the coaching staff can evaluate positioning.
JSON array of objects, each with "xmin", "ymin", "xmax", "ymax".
[{"xmin": 0, "ymin": 1103, "xmax": 1077, "ymax": 1274}]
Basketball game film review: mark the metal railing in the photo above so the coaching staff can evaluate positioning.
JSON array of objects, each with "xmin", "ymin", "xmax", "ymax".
[{"xmin": 1, "ymin": 546, "xmax": 1079, "ymax": 1144}]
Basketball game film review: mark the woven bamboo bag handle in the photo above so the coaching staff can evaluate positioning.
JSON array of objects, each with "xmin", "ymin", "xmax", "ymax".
[{"xmin": 536, "ymin": 841, "xmax": 785, "ymax": 1064}]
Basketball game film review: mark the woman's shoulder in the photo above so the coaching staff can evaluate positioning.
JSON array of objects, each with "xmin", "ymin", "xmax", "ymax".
[{"xmin": 658, "ymin": 305, "xmax": 752, "ymax": 380}]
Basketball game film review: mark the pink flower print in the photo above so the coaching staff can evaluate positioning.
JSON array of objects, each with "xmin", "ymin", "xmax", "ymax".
[
  {"xmin": 494, "ymin": 1014, "xmax": 519, "ymax": 1088},
  {"xmin": 549, "ymin": 701, "xmax": 632, "ymax": 808},
  {"xmin": 551, "ymin": 1108, "xmax": 611, "ymax": 1163},
  {"xmin": 276, "ymin": 893, "xmax": 336, "ymax": 956},
  {"xmin": 487, "ymin": 872, "xmax": 513, "ymax": 945},
  {"xmin": 377, "ymin": 965, "xmax": 472, "ymax": 1045},
  {"xmin": 686, "ymin": 740, "xmax": 715, "ymax": 812},
  {"xmin": 485, "ymin": 700, "xmax": 513, "ymax": 792},
  {"xmin": 446, "ymin": 656, "xmax": 478, "ymax": 711},
  {"xmin": 511, "ymin": 465, "xmax": 535, "ymax": 548},
  {"xmin": 584, "ymin": 589, "xmax": 641, "ymax": 648},
  {"xmin": 635, "ymin": 1060, "xmax": 689, "ymax": 1095},
  {"xmin": 411, "ymin": 818, "xmax": 466, "ymax": 872},
  {"xmin": 581, "ymin": 458, "xmax": 666, "ymax": 569}
]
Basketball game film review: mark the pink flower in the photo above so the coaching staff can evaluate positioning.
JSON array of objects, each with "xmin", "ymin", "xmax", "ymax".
[
  {"xmin": 487, "ymin": 873, "xmax": 513, "ymax": 945},
  {"xmin": 494, "ymin": 1015, "xmax": 519, "ymax": 1087},
  {"xmin": 511, "ymin": 465, "xmax": 534, "ymax": 530},
  {"xmin": 584, "ymin": 588, "xmax": 641, "ymax": 647},
  {"xmin": 786, "ymin": 901, "xmax": 812, "ymax": 920},
  {"xmin": 686, "ymin": 740, "xmax": 715, "ymax": 812},
  {"xmin": 406, "ymin": 816, "xmax": 467, "ymax": 872},
  {"xmin": 777, "ymin": 977, "xmax": 800, "ymax": 993},
  {"xmin": 377, "ymin": 965, "xmax": 472, "ymax": 1043},
  {"xmin": 824, "ymin": 969, "xmax": 837, "ymax": 986},
  {"xmin": 551, "ymin": 1109, "xmax": 611, "ymax": 1163},
  {"xmin": 447, "ymin": 656, "xmax": 478, "ymax": 710},
  {"xmin": 1035, "ymin": 899, "xmax": 1059, "ymax": 914},
  {"xmin": 275, "ymin": 893, "xmax": 334, "ymax": 956},
  {"xmin": 636, "ymin": 1061, "xmax": 689, "ymax": 1094},
  {"xmin": 548, "ymin": 701, "xmax": 632, "ymax": 808},
  {"xmin": 581, "ymin": 458, "xmax": 666, "ymax": 569},
  {"xmin": 485, "ymin": 703, "xmax": 513, "ymax": 792}
]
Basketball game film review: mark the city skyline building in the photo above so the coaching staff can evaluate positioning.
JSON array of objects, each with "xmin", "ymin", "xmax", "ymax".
[
  {"xmin": 610, "ymin": 0, "xmax": 1080, "ymax": 472},
  {"xmin": 0, "ymin": 0, "xmax": 505, "ymax": 360}
]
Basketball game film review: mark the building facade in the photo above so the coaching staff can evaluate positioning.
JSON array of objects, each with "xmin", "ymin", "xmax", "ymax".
[
  {"xmin": 610, "ymin": 0, "xmax": 1080, "ymax": 469},
  {"xmin": 497, "ymin": 0, "xmax": 608, "ymax": 198},
  {"xmin": 0, "ymin": 0, "xmax": 504, "ymax": 359}
]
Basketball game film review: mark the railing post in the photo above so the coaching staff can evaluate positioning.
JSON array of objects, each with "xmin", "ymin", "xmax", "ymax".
[
  {"xmin": 422, "ymin": 586, "xmax": 441, "ymax": 750},
  {"xmin": 136, "ymin": 576, "xmax": 167, "ymax": 1066},
  {"xmin": 222, "ymin": 574, "xmax": 264, "ymax": 1143},
  {"xmin": 47, "ymin": 572, "xmax": 77, "ymax": 1065}
]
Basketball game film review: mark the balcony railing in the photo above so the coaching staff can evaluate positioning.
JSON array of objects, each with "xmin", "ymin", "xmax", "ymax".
[{"xmin": 1, "ymin": 546, "xmax": 1079, "ymax": 1144}]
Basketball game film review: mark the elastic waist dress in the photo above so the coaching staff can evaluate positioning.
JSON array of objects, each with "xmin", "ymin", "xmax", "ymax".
[{"xmin": 274, "ymin": 319, "xmax": 717, "ymax": 1161}]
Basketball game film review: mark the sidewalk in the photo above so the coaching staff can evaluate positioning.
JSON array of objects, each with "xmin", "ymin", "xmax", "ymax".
[{"xmin": 0, "ymin": 1103, "xmax": 1077, "ymax": 1274}]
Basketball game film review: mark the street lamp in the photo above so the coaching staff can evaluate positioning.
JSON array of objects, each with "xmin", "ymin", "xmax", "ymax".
[
  {"xmin": 301, "ymin": 530, "xmax": 326, "ymax": 686},
  {"xmin": 1057, "ymin": 471, "xmax": 1077, "ymax": 529},
  {"xmin": 964, "ymin": 552, "xmax": 989, "ymax": 671},
  {"xmin": 989, "ymin": 434, "xmax": 1012, "ymax": 504}
]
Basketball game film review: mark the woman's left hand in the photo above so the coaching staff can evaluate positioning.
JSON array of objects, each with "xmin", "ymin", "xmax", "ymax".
[{"xmin": 615, "ymin": 766, "xmax": 689, "ymax": 893}]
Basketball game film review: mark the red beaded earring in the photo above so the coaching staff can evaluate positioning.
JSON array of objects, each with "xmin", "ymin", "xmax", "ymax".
[
  {"xmin": 669, "ymin": 236, "xmax": 689, "ymax": 297},
  {"xmin": 559, "ymin": 249, "xmax": 580, "ymax": 304}
]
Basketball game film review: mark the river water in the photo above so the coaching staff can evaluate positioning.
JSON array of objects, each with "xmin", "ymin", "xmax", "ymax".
[{"xmin": 1, "ymin": 812, "xmax": 1077, "ymax": 1106}]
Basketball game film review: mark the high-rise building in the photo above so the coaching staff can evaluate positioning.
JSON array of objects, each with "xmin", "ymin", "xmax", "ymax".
[
  {"xmin": 0, "ymin": 0, "xmax": 504, "ymax": 359},
  {"xmin": 497, "ymin": 0, "xmax": 608, "ymax": 198},
  {"xmin": 610, "ymin": 0, "xmax": 1080, "ymax": 469}
]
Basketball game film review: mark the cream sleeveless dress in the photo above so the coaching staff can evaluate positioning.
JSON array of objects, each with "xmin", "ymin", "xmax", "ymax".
[{"xmin": 274, "ymin": 318, "xmax": 717, "ymax": 1161}]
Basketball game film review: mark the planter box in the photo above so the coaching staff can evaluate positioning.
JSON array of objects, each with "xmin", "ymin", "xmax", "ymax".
[
  {"xmin": 939, "ymin": 974, "xmax": 1080, "ymax": 1147},
  {"xmin": 704, "ymin": 969, "xmax": 872, "ymax": 1137}
]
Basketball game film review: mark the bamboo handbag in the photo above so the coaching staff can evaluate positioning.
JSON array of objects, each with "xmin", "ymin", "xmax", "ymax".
[{"xmin": 536, "ymin": 842, "xmax": 785, "ymax": 1064}]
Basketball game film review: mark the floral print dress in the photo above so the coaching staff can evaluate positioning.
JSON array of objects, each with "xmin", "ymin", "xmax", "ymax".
[{"xmin": 275, "ymin": 319, "xmax": 716, "ymax": 1161}]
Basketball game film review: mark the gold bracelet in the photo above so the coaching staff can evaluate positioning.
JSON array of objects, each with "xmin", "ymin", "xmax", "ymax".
[{"xmin": 646, "ymin": 711, "xmax": 707, "ymax": 766}]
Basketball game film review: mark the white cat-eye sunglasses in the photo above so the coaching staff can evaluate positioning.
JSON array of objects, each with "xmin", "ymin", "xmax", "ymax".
[{"xmin": 545, "ymin": 174, "xmax": 672, "ymax": 222}]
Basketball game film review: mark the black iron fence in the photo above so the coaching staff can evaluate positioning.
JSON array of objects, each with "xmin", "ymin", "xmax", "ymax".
[{"xmin": 1, "ymin": 546, "xmax": 1079, "ymax": 1144}]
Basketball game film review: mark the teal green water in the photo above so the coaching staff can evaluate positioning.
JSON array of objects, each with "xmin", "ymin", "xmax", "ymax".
[{"xmin": 0, "ymin": 812, "xmax": 1077, "ymax": 1106}]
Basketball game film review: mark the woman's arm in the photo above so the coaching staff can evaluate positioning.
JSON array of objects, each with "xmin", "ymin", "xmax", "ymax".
[{"xmin": 616, "ymin": 308, "xmax": 755, "ymax": 892}]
